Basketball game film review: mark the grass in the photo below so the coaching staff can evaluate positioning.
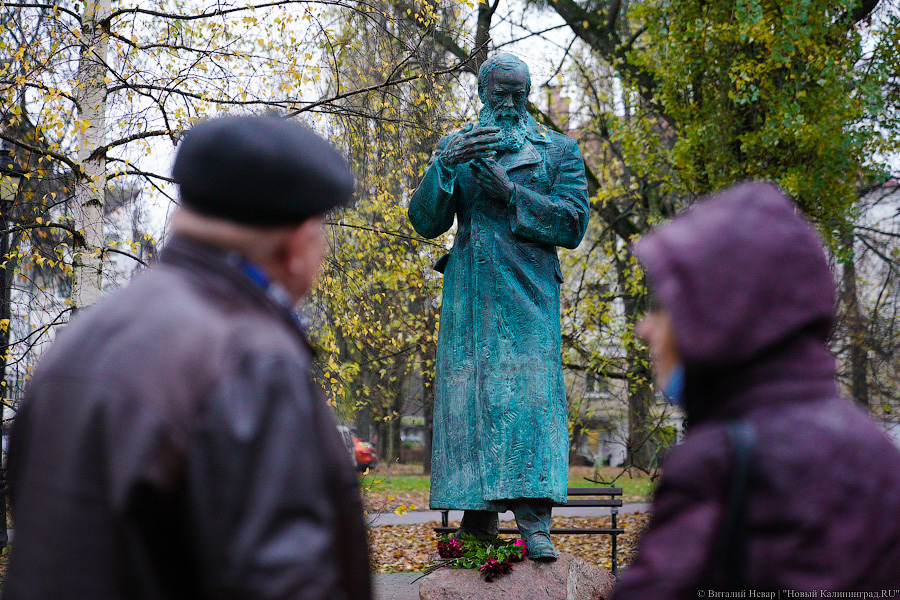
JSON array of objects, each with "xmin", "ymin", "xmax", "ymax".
[
  {"xmin": 360, "ymin": 471, "xmax": 430, "ymax": 494},
  {"xmin": 361, "ymin": 464, "xmax": 656, "ymax": 503},
  {"xmin": 567, "ymin": 466, "xmax": 657, "ymax": 500}
]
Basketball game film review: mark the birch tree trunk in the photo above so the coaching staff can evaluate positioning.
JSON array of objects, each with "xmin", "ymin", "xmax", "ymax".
[{"xmin": 71, "ymin": 0, "xmax": 109, "ymax": 308}]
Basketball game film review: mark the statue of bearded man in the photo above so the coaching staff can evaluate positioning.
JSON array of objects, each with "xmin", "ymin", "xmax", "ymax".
[{"xmin": 409, "ymin": 53, "xmax": 589, "ymax": 560}]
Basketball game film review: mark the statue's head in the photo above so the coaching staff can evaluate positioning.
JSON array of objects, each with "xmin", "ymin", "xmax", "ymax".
[
  {"xmin": 477, "ymin": 54, "xmax": 531, "ymax": 152},
  {"xmin": 477, "ymin": 53, "xmax": 531, "ymax": 105}
]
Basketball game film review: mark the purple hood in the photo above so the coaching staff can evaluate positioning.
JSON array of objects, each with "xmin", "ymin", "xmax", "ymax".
[
  {"xmin": 633, "ymin": 182, "xmax": 837, "ymax": 422},
  {"xmin": 615, "ymin": 183, "xmax": 900, "ymax": 597}
]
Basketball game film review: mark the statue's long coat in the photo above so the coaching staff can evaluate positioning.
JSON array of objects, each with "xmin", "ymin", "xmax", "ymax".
[{"xmin": 409, "ymin": 120, "xmax": 589, "ymax": 510}]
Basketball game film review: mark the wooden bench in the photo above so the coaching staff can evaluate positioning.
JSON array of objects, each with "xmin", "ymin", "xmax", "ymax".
[{"xmin": 434, "ymin": 487, "xmax": 626, "ymax": 575}]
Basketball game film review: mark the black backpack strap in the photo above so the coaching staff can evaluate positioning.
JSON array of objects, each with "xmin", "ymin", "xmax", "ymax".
[{"xmin": 703, "ymin": 420, "xmax": 756, "ymax": 590}]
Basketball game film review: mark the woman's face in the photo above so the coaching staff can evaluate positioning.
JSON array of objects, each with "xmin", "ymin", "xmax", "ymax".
[{"xmin": 635, "ymin": 309, "xmax": 681, "ymax": 389}]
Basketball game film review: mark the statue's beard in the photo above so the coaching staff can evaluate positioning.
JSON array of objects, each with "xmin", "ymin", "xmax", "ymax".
[{"xmin": 478, "ymin": 105, "xmax": 527, "ymax": 153}]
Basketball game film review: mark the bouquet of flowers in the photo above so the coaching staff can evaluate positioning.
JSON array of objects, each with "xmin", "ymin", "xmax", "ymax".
[{"xmin": 424, "ymin": 533, "xmax": 528, "ymax": 582}]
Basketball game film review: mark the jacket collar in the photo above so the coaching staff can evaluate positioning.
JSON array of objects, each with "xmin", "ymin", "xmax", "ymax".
[
  {"xmin": 159, "ymin": 235, "xmax": 314, "ymax": 352},
  {"xmin": 525, "ymin": 118, "xmax": 555, "ymax": 145}
]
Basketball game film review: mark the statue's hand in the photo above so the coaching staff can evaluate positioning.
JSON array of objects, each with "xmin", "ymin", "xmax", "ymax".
[
  {"xmin": 470, "ymin": 158, "xmax": 514, "ymax": 203},
  {"xmin": 440, "ymin": 127, "xmax": 502, "ymax": 166}
]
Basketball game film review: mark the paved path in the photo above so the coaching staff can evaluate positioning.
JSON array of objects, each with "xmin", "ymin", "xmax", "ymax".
[
  {"xmin": 367, "ymin": 502, "xmax": 651, "ymax": 526},
  {"xmin": 374, "ymin": 572, "xmax": 422, "ymax": 600}
]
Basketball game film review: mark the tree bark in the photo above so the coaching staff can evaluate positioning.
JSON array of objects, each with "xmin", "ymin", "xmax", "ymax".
[
  {"xmin": 71, "ymin": 0, "xmax": 109, "ymax": 308},
  {"xmin": 849, "ymin": 0, "xmax": 882, "ymax": 25},
  {"xmin": 473, "ymin": 0, "xmax": 500, "ymax": 71},
  {"xmin": 842, "ymin": 232, "xmax": 869, "ymax": 406},
  {"xmin": 420, "ymin": 330, "xmax": 435, "ymax": 474},
  {"xmin": 619, "ymin": 264, "xmax": 654, "ymax": 471}
]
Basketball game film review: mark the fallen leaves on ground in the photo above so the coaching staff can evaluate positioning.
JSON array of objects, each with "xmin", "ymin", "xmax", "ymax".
[
  {"xmin": 365, "ymin": 490, "xmax": 649, "ymax": 516},
  {"xmin": 368, "ymin": 512, "xmax": 652, "ymax": 574},
  {"xmin": 365, "ymin": 490, "xmax": 429, "ymax": 516},
  {"xmin": 552, "ymin": 514, "xmax": 651, "ymax": 571}
]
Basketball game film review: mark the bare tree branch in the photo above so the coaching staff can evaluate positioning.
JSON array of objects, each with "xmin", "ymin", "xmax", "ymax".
[
  {"xmin": 102, "ymin": 129, "xmax": 171, "ymax": 153},
  {"xmin": 105, "ymin": 163, "xmax": 176, "ymax": 184},
  {"xmin": 562, "ymin": 361, "xmax": 629, "ymax": 379},
  {"xmin": 105, "ymin": 82, "xmax": 290, "ymax": 110},
  {"xmin": 324, "ymin": 221, "xmax": 445, "ymax": 248},
  {"xmin": 108, "ymin": 0, "xmax": 348, "ymax": 23},
  {"xmin": 605, "ymin": 0, "xmax": 622, "ymax": 34},
  {"xmin": 1, "ymin": 2, "xmax": 80, "ymax": 20},
  {"xmin": 285, "ymin": 48, "xmax": 481, "ymax": 118},
  {"xmin": 101, "ymin": 246, "xmax": 147, "ymax": 266},
  {"xmin": 847, "ymin": 0, "xmax": 882, "ymax": 25},
  {"xmin": 1, "ymin": 222, "xmax": 86, "ymax": 247},
  {"xmin": 0, "ymin": 81, "xmax": 78, "ymax": 105}
]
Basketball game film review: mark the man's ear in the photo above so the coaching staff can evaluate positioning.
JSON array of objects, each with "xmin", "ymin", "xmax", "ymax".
[
  {"xmin": 268, "ymin": 216, "xmax": 327, "ymax": 302},
  {"xmin": 283, "ymin": 217, "xmax": 324, "ymax": 277}
]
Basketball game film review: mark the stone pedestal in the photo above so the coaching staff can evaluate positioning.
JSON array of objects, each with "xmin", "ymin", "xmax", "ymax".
[{"xmin": 418, "ymin": 552, "xmax": 616, "ymax": 600}]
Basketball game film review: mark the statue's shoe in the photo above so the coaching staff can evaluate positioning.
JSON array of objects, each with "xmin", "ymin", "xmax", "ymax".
[{"xmin": 526, "ymin": 533, "xmax": 558, "ymax": 562}]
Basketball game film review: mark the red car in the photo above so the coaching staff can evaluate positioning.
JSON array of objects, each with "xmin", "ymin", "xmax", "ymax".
[
  {"xmin": 338, "ymin": 426, "xmax": 378, "ymax": 472},
  {"xmin": 352, "ymin": 437, "xmax": 378, "ymax": 472}
]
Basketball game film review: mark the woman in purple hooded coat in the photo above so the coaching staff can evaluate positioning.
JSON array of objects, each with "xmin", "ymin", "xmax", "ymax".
[{"xmin": 613, "ymin": 182, "xmax": 900, "ymax": 598}]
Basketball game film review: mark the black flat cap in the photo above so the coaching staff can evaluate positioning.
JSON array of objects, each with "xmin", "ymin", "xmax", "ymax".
[{"xmin": 172, "ymin": 115, "xmax": 354, "ymax": 225}]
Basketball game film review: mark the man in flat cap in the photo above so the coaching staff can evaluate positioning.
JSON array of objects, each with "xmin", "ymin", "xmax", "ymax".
[{"xmin": 3, "ymin": 115, "xmax": 372, "ymax": 600}]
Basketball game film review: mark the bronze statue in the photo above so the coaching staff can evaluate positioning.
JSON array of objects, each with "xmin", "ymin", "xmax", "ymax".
[{"xmin": 409, "ymin": 53, "xmax": 590, "ymax": 560}]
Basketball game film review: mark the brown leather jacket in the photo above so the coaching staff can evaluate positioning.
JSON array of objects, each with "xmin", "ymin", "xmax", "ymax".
[{"xmin": 4, "ymin": 236, "xmax": 371, "ymax": 600}]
